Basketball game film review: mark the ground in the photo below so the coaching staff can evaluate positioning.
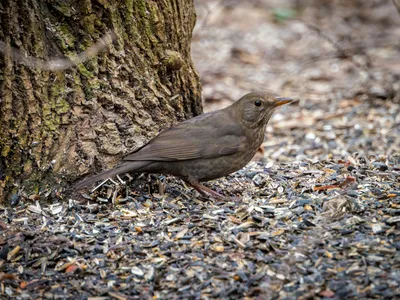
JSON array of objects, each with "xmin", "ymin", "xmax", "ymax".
[{"xmin": 1, "ymin": 0, "xmax": 400, "ymax": 299}]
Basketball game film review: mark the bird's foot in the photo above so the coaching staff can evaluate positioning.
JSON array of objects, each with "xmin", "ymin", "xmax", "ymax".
[{"xmin": 188, "ymin": 180, "xmax": 228, "ymax": 201}]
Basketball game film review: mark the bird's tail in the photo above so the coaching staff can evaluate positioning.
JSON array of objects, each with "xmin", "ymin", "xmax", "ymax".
[{"xmin": 74, "ymin": 161, "xmax": 150, "ymax": 190}]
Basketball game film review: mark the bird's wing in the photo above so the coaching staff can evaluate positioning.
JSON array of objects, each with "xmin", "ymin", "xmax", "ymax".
[{"xmin": 124, "ymin": 115, "xmax": 245, "ymax": 162}]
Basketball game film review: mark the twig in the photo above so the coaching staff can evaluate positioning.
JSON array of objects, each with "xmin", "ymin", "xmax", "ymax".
[
  {"xmin": 297, "ymin": 20, "xmax": 371, "ymax": 75},
  {"xmin": 193, "ymin": 0, "xmax": 225, "ymax": 36},
  {"xmin": 393, "ymin": 0, "xmax": 400, "ymax": 16},
  {"xmin": 0, "ymin": 30, "xmax": 117, "ymax": 71},
  {"xmin": 91, "ymin": 178, "xmax": 111, "ymax": 193}
]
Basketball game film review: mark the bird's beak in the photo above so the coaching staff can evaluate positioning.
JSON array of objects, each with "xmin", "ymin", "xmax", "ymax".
[{"xmin": 273, "ymin": 97, "xmax": 293, "ymax": 107}]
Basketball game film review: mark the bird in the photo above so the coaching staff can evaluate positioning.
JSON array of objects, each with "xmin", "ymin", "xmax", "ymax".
[{"xmin": 74, "ymin": 92, "xmax": 293, "ymax": 199}]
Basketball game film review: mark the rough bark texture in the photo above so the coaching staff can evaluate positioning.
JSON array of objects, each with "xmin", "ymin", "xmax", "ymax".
[{"xmin": 0, "ymin": 0, "xmax": 202, "ymax": 203}]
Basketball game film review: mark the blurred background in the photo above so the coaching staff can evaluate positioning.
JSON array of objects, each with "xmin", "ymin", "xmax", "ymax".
[{"xmin": 191, "ymin": 0, "xmax": 400, "ymax": 163}]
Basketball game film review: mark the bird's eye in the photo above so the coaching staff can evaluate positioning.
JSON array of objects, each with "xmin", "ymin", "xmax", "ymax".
[{"xmin": 254, "ymin": 100, "xmax": 262, "ymax": 107}]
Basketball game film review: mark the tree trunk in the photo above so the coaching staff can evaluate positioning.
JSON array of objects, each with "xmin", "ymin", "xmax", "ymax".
[{"xmin": 0, "ymin": 0, "xmax": 202, "ymax": 203}]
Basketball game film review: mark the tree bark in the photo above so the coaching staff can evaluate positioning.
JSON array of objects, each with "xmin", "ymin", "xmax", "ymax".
[{"xmin": 0, "ymin": 0, "xmax": 202, "ymax": 203}]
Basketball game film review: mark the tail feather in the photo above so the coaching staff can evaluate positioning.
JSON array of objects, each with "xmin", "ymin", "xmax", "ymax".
[{"xmin": 74, "ymin": 161, "xmax": 150, "ymax": 190}]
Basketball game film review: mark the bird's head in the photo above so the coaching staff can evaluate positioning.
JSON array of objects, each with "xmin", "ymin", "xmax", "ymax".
[{"xmin": 232, "ymin": 92, "xmax": 293, "ymax": 128}]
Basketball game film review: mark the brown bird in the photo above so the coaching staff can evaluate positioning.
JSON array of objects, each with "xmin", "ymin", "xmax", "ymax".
[{"xmin": 75, "ymin": 92, "xmax": 293, "ymax": 199}]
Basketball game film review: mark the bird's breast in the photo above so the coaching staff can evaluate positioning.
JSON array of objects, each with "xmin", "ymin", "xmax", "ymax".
[{"xmin": 185, "ymin": 127, "xmax": 266, "ymax": 181}]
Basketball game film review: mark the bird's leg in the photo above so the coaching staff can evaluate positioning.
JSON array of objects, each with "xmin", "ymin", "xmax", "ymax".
[{"xmin": 187, "ymin": 179, "xmax": 226, "ymax": 200}]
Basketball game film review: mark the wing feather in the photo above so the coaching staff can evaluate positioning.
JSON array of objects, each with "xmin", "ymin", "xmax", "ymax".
[{"xmin": 124, "ymin": 112, "xmax": 245, "ymax": 162}]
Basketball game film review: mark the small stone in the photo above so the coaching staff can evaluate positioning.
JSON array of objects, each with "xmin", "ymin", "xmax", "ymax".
[
  {"xmin": 245, "ymin": 171, "xmax": 258, "ymax": 179},
  {"xmin": 276, "ymin": 274, "xmax": 285, "ymax": 280},
  {"xmin": 10, "ymin": 194, "xmax": 20, "ymax": 207},
  {"xmin": 131, "ymin": 266, "xmax": 144, "ymax": 277},
  {"xmin": 212, "ymin": 245, "xmax": 224, "ymax": 252},
  {"xmin": 371, "ymin": 223, "xmax": 383, "ymax": 234},
  {"xmin": 372, "ymin": 162, "xmax": 388, "ymax": 171},
  {"xmin": 346, "ymin": 190, "xmax": 359, "ymax": 197},
  {"xmin": 369, "ymin": 85, "xmax": 388, "ymax": 98},
  {"xmin": 386, "ymin": 216, "xmax": 400, "ymax": 224},
  {"xmin": 305, "ymin": 132, "xmax": 316, "ymax": 140}
]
